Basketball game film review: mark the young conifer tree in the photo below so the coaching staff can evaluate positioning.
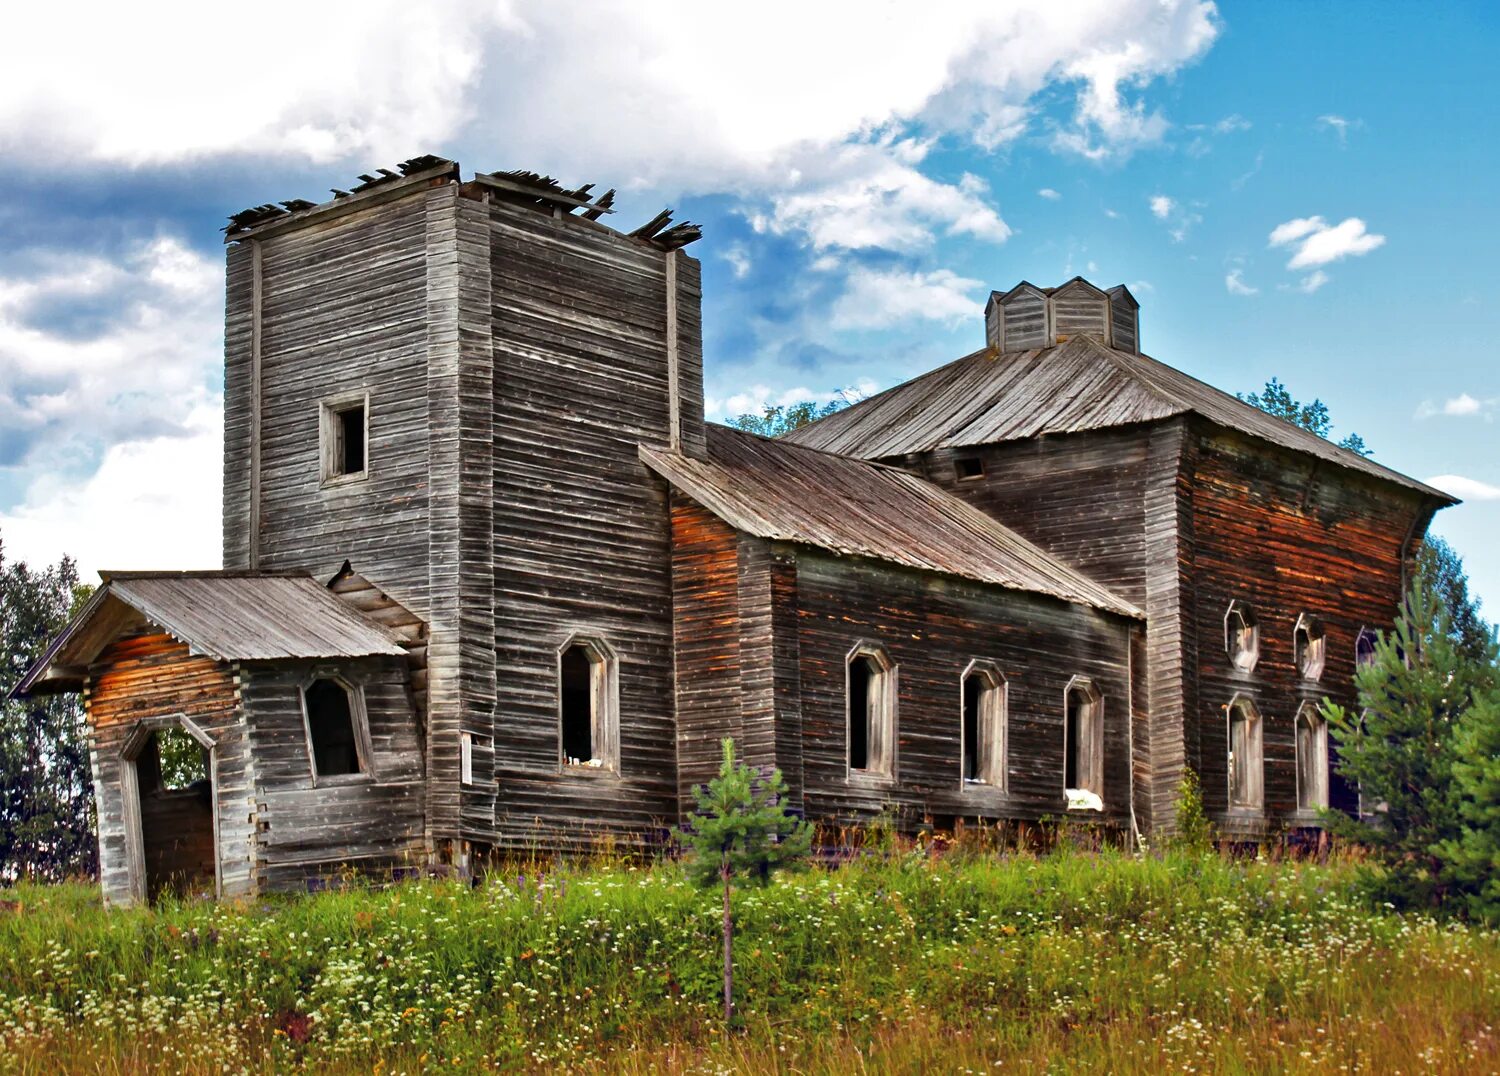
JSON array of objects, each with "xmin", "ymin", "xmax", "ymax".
[{"xmin": 681, "ymin": 738, "xmax": 813, "ymax": 1022}]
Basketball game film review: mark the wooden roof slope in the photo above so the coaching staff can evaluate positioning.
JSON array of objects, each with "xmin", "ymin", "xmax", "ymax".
[
  {"xmin": 784, "ymin": 335, "xmax": 1456, "ymax": 503},
  {"xmin": 17, "ymin": 571, "xmax": 409, "ymax": 695},
  {"xmin": 641, "ymin": 425, "xmax": 1142, "ymax": 619}
]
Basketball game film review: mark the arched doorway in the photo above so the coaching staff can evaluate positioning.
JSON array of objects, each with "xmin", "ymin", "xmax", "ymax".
[{"xmin": 121, "ymin": 717, "xmax": 219, "ymax": 902}]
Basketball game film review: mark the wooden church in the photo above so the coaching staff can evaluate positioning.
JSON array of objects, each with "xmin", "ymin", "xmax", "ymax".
[{"xmin": 17, "ymin": 157, "xmax": 1455, "ymax": 903}]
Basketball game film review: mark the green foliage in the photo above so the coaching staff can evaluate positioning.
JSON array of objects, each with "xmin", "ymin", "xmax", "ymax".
[
  {"xmin": 0, "ymin": 537, "xmax": 95, "ymax": 883},
  {"xmin": 1237, "ymin": 375, "xmax": 1373, "ymax": 456},
  {"xmin": 1419, "ymin": 534, "xmax": 1495, "ymax": 668},
  {"xmin": 155, "ymin": 728, "xmax": 209, "ymax": 791},
  {"xmin": 725, "ymin": 398, "xmax": 847, "ymax": 438},
  {"xmin": 1, "ymin": 853, "xmax": 1496, "ymax": 1071},
  {"xmin": 1322, "ymin": 574, "xmax": 1500, "ymax": 912},
  {"xmin": 1438, "ymin": 689, "xmax": 1500, "ymax": 923},
  {"xmin": 680, "ymin": 738, "xmax": 812, "ymax": 889},
  {"xmin": 1170, "ymin": 768, "xmax": 1215, "ymax": 853}
]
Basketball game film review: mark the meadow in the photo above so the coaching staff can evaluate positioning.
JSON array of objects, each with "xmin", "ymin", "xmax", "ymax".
[{"xmin": 0, "ymin": 840, "xmax": 1496, "ymax": 1074}]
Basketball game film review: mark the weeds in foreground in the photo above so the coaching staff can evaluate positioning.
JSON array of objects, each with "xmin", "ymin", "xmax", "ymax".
[{"xmin": 0, "ymin": 847, "xmax": 1495, "ymax": 1073}]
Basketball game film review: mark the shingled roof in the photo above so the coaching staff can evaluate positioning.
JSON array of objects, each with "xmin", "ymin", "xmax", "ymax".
[
  {"xmin": 641, "ymin": 424, "xmax": 1142, "ymax": 619},
  {"xmin": 16, "ymin": 571, "xmax": 409, "ymax": 695},
  {"xmin": 784, "ymin": 335, "xmax": 1456, "ymax": 504}
]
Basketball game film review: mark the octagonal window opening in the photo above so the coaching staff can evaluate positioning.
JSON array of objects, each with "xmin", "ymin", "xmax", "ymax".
[
  {"xmin": 1294, "ymin": 614, "xmax": 1326, "ymax": 681},
  {"xmin": 558, "ymin": 636, "xmax": 619, "ymax": 772},
  {"xmin": 847, "ymin": 642, "xmax": 897, "ymax": 778},
  {"xmin": 1063, "ymin": 676, "xmax": 1103, "ymax": 804},
  {"xmin": 1295, "ymin": 701, "xmax": 1329, "ymax": 812},
  {"xmin": 1224, "ymin": 601, "xmax": 1260, "ymax": 673},
  {"xmin": 1226, "ymin": 695, "xmax": 1264, "ymax": 810},
  {"xmin": 961, "ymin": 661, "xmax": 1007, "ymax": 789},
  {"xmin": 1355, "ymin": 627, "xmax": 1379, "ymax": 668}
]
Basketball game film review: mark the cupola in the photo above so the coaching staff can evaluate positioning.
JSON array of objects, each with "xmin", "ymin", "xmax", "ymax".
[{"xmin": 984, "ymin": 277, "xmax": 1139, "ymax": 354}]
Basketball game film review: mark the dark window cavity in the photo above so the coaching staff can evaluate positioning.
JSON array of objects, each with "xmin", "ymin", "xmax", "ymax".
[
  {"xmin": 955, "ymin": 456, "xmax": 984, "ymax": 480},
  {"xmin": 305, "ymin": 678, "xmax": 361, "ymax": 777}
]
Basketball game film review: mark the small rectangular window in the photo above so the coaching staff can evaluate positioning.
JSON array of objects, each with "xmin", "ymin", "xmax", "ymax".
[
  {"xmin": 321, "ymin": 395, "xmax": 369, "ymax": 484},
  {"xmin": 460, "ymin": 732, "xmax": 474, "ymax": 785},
  {"xmin": 954, "ymin": 456, "xmax": 984, "ymax": 480}
]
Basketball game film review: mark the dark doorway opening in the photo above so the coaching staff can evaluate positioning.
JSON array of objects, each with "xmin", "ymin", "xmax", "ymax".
[{"xmin": 134, "ymin": 728, "xmax": 214, "ymax": 900}]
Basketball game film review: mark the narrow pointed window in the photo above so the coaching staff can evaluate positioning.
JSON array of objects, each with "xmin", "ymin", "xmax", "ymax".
[
  {"xmin": 961, "ymin": 662, "xmax": 1007, "ymax": 788},
  {"xmin": 558, "ymin": 637, "xmax": 619, "ymax": 771},
  {"xmin": 1227, "ymin": 696, "xmax": 1263, "ymax": 809},
  {"xmin": 1295, "ymin": 703, "xmax": 1329, "ymax": 811},
  {"xmin": 847, "ymin": 643, "xmax": 896, "ymax": 777},
  {"xmin": 1064, "ymin": 677, "xmax": 1103, "ymax": 801}
]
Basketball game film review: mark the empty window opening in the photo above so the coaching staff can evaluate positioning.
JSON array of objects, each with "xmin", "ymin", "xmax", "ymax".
[
  {"xmin": 559, "ymin": 637, "xmax": 618, "ymax": 770},
  {"xmin": 460, "ymin": 732, "xmax": 492, "ymax": 786},
  {"xmin": 847, "ymin": 643, "xmax": 896, "ymax": 776},
  {"xmin": 321, "ymin": 396, "xmax": 368, "ymax": 482},
  {"xmin": 955, "ymin": 456, "xmax": 984, "ymax": 480},
  {"xmin": 148, "ymin": 727, "xmax": 209, "ymax": 792},
  {"xmin": 1295, "ymin": 703, "xmax": 1329, "ymax": 811},
  {"xmin": 304, "ymin": 678, "xmax": 363, "ymax": 777},
  {"xmin": 1355, "ymin": 628, "xmax": 1378, "ymax": 668},
  {"xmin": 961, "ymin": 664, "xmax": 1006, "ymax": 787},
  {"xmin": 1064, "ymin": 678, "xmax": 1103, "ymax": 800},
  {"xmin": 1294, "ymin": 615, "xmax": 1326, "ymax": 680},
  {"xmin": 1227, "ymin": 696, "xmax": 1263, "ymax": 809},
  {"xmin": 1225, "ymin": 601, "xmax": 1259, "ymax": 672}
]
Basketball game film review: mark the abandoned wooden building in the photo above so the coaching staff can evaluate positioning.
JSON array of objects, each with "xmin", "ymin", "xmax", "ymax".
[{"xmin": 16, "ymin": 157, "xmax": 1457, "ymax": 903}]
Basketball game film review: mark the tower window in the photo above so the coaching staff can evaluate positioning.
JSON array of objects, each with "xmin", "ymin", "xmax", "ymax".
[
  {"xmin": 1224, "ymin": 601, "xmax": 1259, "ymax": 672},
  {"xmin": 558, "ymin": 636, "xmax": 619, "ymax": 771},
  {"xmin": 321, "ymin": 395, "xmax": 369, "ymax": 483},
  {"xmin": 1227, "ymin": 695, "xmax": 1263, "ymax": 809},
  {"xmin": 301, "ymin": 677, "xmax": 370, "ymax": 780},
  {"xmin": 847, "ymin": 642, "xmax": 896, "ymax": 777},
  {"xmin": 1063, "ymin": 677, "xmax": 1103, "ymax": 799},
  {"xmin": 961, "ymin": 662, "xmax": 1006, "ymax": 788}
]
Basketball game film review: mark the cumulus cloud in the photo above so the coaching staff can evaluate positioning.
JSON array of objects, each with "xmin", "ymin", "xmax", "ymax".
[
  {"xmin": 707, "ymin": 378, "xmax": 880, "ymax": 421},
  {"xmin": 1150, "ymin": 195, "xmax": 1175, "ymax": 219},
  {"xmin": 1416, "ymin": 393, "xmax": 1494, "ymax": 420},
  {"xmin": 1269, "ymin": 216, "xmax": 1386, "ymax": 269},
  {"xmin": 1038, "ymin": 188, "xmax": 1062, "ymax": 200},
  {"xmin": 831, "ymin": 267, "xmax": 984, "ymax": 330},
  {"xmin": 1296, "ymin": 270, "xmax": 1330, "ymax": 293},
  {"xmin": 0, "ymin": 406, "xmax": 222, "ymax": 578},
  {"xmin": 1149, "ymin": 194, "xmax": 1200, "ymax": 242},
  {"xmin": 1225, "ymin": 268, "xmax": 1258, "ymax": 296},
  {"xmin": 1, "ymin": 1, "xmax": 1220, "ymax": 254},
  {"xmin": 1426, "ymin": 474, "xmax": 1500, "ymax": 502}
]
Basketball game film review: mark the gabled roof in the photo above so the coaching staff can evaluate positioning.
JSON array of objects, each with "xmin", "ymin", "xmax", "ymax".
[
  {"xmin": 784, "ymin": 335, "xmax": 1456, "ymax": 504},
  {"xmin": 641, "ymin": 425, "xmax": 1142, "ymax": 619},
  {"xmin": 16, "ymin": 571, "xmax": 410, "ymax": 695}
]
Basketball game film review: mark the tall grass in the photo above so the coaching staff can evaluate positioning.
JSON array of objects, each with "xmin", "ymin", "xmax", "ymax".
[{"xmin": 0, "ymin": 845, "xmax": 1495, "ymax": 1073}]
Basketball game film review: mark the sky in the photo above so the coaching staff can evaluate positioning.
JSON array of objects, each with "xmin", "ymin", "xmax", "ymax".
[{"xmin": 0, "ymin": 1, "xmax": 1497, "ymax": 612}]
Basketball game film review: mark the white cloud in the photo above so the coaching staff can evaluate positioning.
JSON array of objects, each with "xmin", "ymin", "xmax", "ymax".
[
  {"xmin": 0, "ymin": 1, "xmax": 1220, "ymax": 253},
  {"xmin": 1426, "ymin": 474, "xmax": 1500, "ymax": 502},
  {"xmin": 1149, "ymin": 194, "xmax": 1200, "ymax": 242},
  {"xmin": 1150, "ymin": 195, "xmax": 1175, "ymax": 219},
  {"xmin": 707, "ymin": 379, "xmax": 880, "ymax": 421},
  {"xmin": 1269, "ymin": 216, "xmax": 1386, "ymax": 270},
  {"xmin": 1038, "ymin": 188, "xmax": 1062, "ymax": 200},
  {"xmin": 1, "ymin": 406, "xmax": 221, "ymax": 578},
  {"xmin": 1416, "ymin": 393, "xmax": 1494, "ymax": 420},
  {"xmin": 831, "ymin": 267, "xmax": 984, "ymax": 330},
  {"xmin": 720, "ymin": 243, "xmax": 752, "ymax": 279},
  {"xmin": 1214, "ymin": 114, "xmax": 1251, "ymax": 133},
  {"xmin": 1317, "ymin": 114, "xmax": 1361, "ymax": 145},
  {"xmin": 1225, "ymin": 269, "xmax": 1258, "ymax": 296}
]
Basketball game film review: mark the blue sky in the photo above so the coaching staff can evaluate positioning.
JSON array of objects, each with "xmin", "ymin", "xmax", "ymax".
[{"xmin": 1, "ymin": 1, "xmax": 1496, "ymax": 613}]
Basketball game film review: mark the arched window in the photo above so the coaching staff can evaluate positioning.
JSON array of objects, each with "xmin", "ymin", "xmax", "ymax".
[
  {"xmin": 1064, "ymin": 677, "xmax": 1103, "ymax": 798},
  {"xmin": 847, "ymin": 642, "xmax": 896, "ymax": 777},
  {"xmin": 302, "ymin": 677, "xmax": 370, "ymax": 779},
  {"xmin": 1224, "ymin": 601, "xmax": 1259, "ymax": 672},
  {"xmin": 961, "ymin": 662, "xmax": 1006, "ymax": 788},
  {"xmin": 1295, "ymin": 702, "xmax": 1329, "ymax": 811},
  {"xmin": 1355, "ymin": 627, "xmax": 1378, "ymax": 668},
  {"xmin": 1293, "ymin": 614, "xmax": 1325, "ymax": 681},
  {"xmin": 1226, "ymin": 695, "xmax": 1263, "ymax": 809},
  {"xmin": 558, "ymin": 636, "xmax": 619, "ymax": 770}
]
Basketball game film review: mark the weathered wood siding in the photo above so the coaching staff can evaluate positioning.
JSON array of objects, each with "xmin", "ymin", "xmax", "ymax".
[
  {"xmin": 488, "ymin": 198, "xmax": 692, "ymax": 845},
  {"xmin": 1050, "ymin": 282, "xmax": 1110, "ymax": 344},
  {"xmin": 791, "ymin": 550, "xmax": 1135, "ymax": 827},
  {"xmin": 84, "ymin": 631, "xmax": 253, "ymax": 904},
  {"xmin": 1001, "ymin": 289, "xmax": 1048, "ymax": 351},
  {"xmin": 1183, "ymin": 420, "xmax": 1430, "ymax": 833},
  {"xmin": 239, "ymin": 656, "xmax": 426, "ymax": 889}
]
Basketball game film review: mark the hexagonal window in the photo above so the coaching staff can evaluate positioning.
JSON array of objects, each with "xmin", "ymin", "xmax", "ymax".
[
  {"xmin": 1293, "ymin": 614, "xmax": 1326, "ymax": 681},
  {"xmin": 1224, "ymin": 601, "xmax": 1259, "ymax": 672}
]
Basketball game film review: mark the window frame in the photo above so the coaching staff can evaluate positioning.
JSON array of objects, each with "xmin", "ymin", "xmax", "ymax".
[
  {"xmin": 1224, "ymin": 600, "xmax": 1260, "ymax": 673},
  {"xmin": 845, "ymin": 640, "xmax": 898, "ymax": 782},
  {"xmin": 1293, "ymin": 700, "xmax": 1329, "ymax": 813},
  {"xmin": 319, "ymin": 391, "xmax": 371, "ymax": 487},
  {"xmin": 1225, "ymin": 693, "xmax": 1264, "ymax": 811},
  {"xmin": 954, "ymin": 456, "xmax": 985, "ymax": 481},
  {"xmin": 1355, "ymin": 626, "xmax": 1379, "ymax": 668},
  {"xmin": 959, "ymin": 659, "xmax": 1007, "ymax": 791},
  {"xmin": 1062, "ymin": 675, "xmax": 1104, "ymax": 803},
  {"xmin": 299, "ymin": 672, "xmax": 376, "ymax": 787},
  {"xmin": 555, "ymin": 634, "xmax": 621, "ymax": 775},
  {"xmin": 1293, "ymin": 613, "xmax": 1326, "ymax": 682}
]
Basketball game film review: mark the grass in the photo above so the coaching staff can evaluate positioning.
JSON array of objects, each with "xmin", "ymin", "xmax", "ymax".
[{"xmin": 0, "ymin": 842, "xmax": 1496, "ymax": 1073}]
